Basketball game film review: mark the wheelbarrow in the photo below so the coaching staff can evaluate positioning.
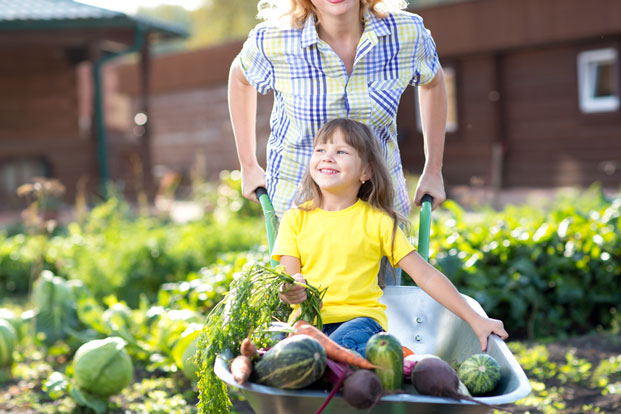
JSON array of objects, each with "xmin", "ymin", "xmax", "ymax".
[{"xmin": 214, "ymin": 189, "xmax": 531, "ymax": 413}]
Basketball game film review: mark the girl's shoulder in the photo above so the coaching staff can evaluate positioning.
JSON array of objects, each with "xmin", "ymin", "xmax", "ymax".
[
  {"xmin": 358, "ymin": 200, "xmax": 401, "ymax": 227},
  {"xmin": 358, "ymin": 200, "xmax": 390, "ymax": 219}
]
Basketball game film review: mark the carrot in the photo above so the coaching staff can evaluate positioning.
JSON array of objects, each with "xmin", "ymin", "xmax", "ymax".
[
  {"xmin": 230, "ymin": 355, "xmax": 253, "ymax": 384},
  {"xmin": 292, "ymin": 320, "xmax": 377, "ymax": 370},
  {"xmin": 402, "ymin": 346, "xmax": 414, "ymax": 358},
  {"xmin": 240, "ymin": 337, "xmax": 258, "ymax": 359}
]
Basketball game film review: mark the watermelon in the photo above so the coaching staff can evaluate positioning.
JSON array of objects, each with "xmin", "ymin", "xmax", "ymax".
[
  {"xmin": 458, "ymin": 353, "xmax": 502, "ymax": 396},
  {"xmin": 0, "ymin": 319, "xmax": 17, "ymax": 367},
  {"xmin": 365, "ymin": 333, "xmax": 403, "ymax": 390},
  {"xmin": 254, "ymin": 334, "xmax": 326, "ymax": 389}
]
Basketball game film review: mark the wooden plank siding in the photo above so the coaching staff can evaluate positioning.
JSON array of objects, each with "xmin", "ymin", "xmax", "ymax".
[
  {"xmin": 117, "ymin": 40, "xmax": 273, "ymax": 179},
  {"xmin": 501, "ymin": 43, "xmax": 621, "ymax": 188},
  {"xmin": 115, "ymin": 0, "xmax": 621, "ymax": 193},
  {"xmin": 0, "ymin": 45, "xmax": 95, "ymax": 208},
  {"xmin": 406, "ymin": 0, "xmax": 621, "ymax": 190}
]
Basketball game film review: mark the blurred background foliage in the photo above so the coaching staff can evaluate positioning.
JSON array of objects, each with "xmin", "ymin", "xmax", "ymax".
[{"xmin": 1, "ymin": 169, "xmax": 619, "ymax": 341}]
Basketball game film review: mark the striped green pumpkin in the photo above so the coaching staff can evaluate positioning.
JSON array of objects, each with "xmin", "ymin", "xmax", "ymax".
[
  {"xmin": 458, "ymin": 353, "xmax": 501, "ymax": 395},
  {"xmin": 254, "ymin": 335, "xmax": 326, "ymax": 389},
  {"xmin": 0, "ymin": 319, "xmax": 17, "ymax": 367}
]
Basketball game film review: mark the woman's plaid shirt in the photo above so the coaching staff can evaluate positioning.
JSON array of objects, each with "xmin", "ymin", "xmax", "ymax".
[{"xmin": 238, "ymin": 10, "xmax": 439, "ymax": 218}]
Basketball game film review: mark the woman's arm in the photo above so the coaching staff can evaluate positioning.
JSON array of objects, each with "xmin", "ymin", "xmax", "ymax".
[
  {"xmin": 415, "ymin": 67, "xmax": 447, "ymax": 210},
  {"xmin": 278, "ymin": 255, "xmax": 307, "ymax": 304},
  {"xmin": 398, "ymin": 250, "xmax": 508, "ymax": 351},
  {"xmin": 228, "ymin": 58, "xmax": 266, "ymax": 203}
]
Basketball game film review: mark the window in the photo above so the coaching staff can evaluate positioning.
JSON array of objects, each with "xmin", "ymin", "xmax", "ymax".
[
  {"xmin": 415, "ymin": 66, "xmax": 458, "ymax": 133},
  {"xmin": 0, "ymin": 158, "xmax": 49, "ymax": 197},
  {"xmin": 577, "ymin": 48, "xmax": 619, "ymax": 113}
]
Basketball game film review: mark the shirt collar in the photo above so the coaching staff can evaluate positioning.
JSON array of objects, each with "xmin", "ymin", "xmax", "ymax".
[
  {"xmin": 300, "ymin": 10, "xmax": 392, "ymax": 49},
  {"xmin": 301, "ymin": 13, "xmax": 319, "ymax": 48}
]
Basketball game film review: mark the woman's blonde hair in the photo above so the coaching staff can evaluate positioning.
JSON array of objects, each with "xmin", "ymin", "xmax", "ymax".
[
  {"xmin": 258, "ymin": 0, "xmax": 408, "ymax": 29},
  {"xmin": 295, "ymin": 118, "xmax": 407, "ymax": 286}
]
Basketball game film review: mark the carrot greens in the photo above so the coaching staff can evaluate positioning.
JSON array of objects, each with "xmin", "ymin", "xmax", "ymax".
[{"xmin": 195, "ymin": 263, "xmax": 326, "ymax": 414}]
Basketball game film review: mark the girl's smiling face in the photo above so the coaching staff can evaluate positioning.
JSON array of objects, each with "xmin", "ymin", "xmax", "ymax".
[{"xmin": 309, "ymin": 127, "xmax": 370, "ymax": 197}]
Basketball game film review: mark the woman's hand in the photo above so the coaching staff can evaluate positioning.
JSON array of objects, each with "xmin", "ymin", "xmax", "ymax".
[
  {"xmin": 471, "ymin": 315, "xmax": 509, "ymax": 352},
  {"xmin": 241, "ymin": 163, "xmax": 266, "ymax": 203},
  {"xmin": 279, "ymin": 273, "xmax": 308, "ymax": 304},
  {"xmin": 414, "ymin": 169, "xmax": 446, "ymax": 210}
]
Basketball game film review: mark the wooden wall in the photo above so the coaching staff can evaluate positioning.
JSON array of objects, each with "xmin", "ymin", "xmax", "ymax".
[
  {"xmin": 0, "ymin": 45, "xmax": 96, "ymax": 209},
  {"xmin": 501, "ymin": 43, "xmax": 621, "ymax": 188},
  {"xmin": 114, "ymin": 0, "xmax": 621, "ymax": 193},
  {"xmin": 397, "ymin": 55, "xmax": 499, "ymax": 188},
  {"xmin": 117, "ymin": 40, "xmax": 273, "ymax": 180},
  {"xmin": 401, "ymin": 0, "xmax": 621, "ymax": 190}
]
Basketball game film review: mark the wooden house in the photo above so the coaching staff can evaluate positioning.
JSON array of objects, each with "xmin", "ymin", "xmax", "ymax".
[
  {"xmin": 0, "ymin": 0, "xmax": 186, "ymax": 210},
  {"xmin": 117, "ymin": 0, "xmax": 621, "ymax": 199},
  {"xmin": 119, "ymin": 0, "xmax": 621, "ymax": 202},
  {"xmin": 397, "ymin": 0, "xmax": 621, "ymax": 195}
]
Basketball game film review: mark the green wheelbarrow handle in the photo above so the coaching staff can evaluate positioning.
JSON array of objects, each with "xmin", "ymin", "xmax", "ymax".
[
  {"xmin": 255, "ymin": 187, "xmax": 279, "ymax": 268},
  {"xmin": 418, "ymin": 194, "xmax": 433, "ymax": 263}
]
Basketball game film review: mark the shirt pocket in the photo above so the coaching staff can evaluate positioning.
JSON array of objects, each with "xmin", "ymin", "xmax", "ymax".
[{"xmin": 367, "ymin": 78, "xmax": 406, "ymax": 126}]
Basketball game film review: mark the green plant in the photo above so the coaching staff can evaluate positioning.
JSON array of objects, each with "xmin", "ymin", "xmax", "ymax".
[
  {"xmin": 407, "ymin": 186, "xmax": 621, "ymax": 339},
  {"xmin": 32, "ymin": 270, "xmax": 80, "ymax": 346},
  {"xmin": 72, "ymin": 337, "xmax": 134, "ymax": 397},
  {"xmin": 196, "ymin": 264, "xmax": 325, "ymax": 414}
]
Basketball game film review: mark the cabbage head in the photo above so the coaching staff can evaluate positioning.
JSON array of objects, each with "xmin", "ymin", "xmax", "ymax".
[
  {"xmin": 73, "ymin": 337, "xmax": 133, "ymax": 396},
  {"xmin": 34, "ymin": 270, "xmax": 74, "ymax": 309},
  {"xmin": 0, "ymin": 319, "xmax": 17, "ymax": 367},
  {"xmin": 172, "ymin": 323, "xmax": 202, "ymax": 382},
  {"xmin": 33, "ymin": 270, "xmax": 79, "ymax": 345},
  {"xmin": 0, "ymin": 308, "xmax": 22, "ymax": 341}
]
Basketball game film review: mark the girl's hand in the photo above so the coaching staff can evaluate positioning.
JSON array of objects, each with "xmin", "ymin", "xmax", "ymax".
[
  {"xmin": 471, "ymin": 315, "xmax": 509, "ymax": 352},
  {"xmin": 279, "ymin": 273, "xmax": 308, "ymax": 304}
]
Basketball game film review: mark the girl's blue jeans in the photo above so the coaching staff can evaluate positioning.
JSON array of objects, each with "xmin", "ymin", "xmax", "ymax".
[{"xmin": 322, "ymin": 317, "xmax": 384, "ymax": 358}]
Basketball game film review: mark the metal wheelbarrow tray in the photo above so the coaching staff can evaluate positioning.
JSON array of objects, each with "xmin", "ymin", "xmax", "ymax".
[
  {"xmin": 214, "ymin": 286, "xmax": 531, "ymax": 413},
  {"xmin": 214, "ymin": 190, "xmax": 531, "ymax": 413}
]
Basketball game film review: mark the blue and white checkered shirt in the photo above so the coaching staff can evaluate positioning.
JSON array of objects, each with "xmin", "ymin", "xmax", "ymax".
[{"xmin": 238, "ymin": 10, "xmax": 439, "ymax": 218}]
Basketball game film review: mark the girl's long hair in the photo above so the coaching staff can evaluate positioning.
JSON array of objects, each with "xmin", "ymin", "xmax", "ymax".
[
  {"xmin": 257, "ymin": 0, "xmax": 408, "ymax": 29},
  {"xmin": 295, "ymin": 119, "xmax": 407, "ymax": 286}
]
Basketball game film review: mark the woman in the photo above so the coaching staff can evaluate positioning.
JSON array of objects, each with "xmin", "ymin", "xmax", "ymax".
[{"xmin": 228, "ymin": 0, "xmax": 447, "ymax": 222}]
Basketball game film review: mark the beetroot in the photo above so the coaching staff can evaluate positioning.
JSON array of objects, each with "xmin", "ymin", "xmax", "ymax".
[
  {"xmin": 403, "ymin": 354, "xmax": 440, "ymax": 381},
  {"xmin": 342, "ymin": 369, "xmax": 383, "ymax": 409},
  {"xmin": 316, "ymin": 359, "xmax": 352, "ymax": 414},
  {"xmin": 411, "ymin": 357, "xmax": 513, "ymax": 413}
]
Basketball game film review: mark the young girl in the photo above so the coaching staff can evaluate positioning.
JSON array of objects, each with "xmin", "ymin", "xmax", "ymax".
[{"xmin": 273, "ymin": 118, "xmax": 508, "ymax": 357}]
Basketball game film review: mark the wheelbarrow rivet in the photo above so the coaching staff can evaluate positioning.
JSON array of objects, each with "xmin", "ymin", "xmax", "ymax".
[
  {"xmin": 415, "ymin": 335, "xmax": 422, "ymax": 342},
  {"xmin": 416, "ymin": 316, "xmax": 423, "ymax": 323}
]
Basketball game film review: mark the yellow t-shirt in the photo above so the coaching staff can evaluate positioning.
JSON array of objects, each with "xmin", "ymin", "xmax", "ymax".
[{"xmin": 272, "ymin": 199, "xmax": 415, "ymax": 330}]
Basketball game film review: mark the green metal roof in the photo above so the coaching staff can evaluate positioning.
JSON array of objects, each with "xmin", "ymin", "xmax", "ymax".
[{"xmin": 0, "ymin": 0, "xmax": 188, "ymax": 38}]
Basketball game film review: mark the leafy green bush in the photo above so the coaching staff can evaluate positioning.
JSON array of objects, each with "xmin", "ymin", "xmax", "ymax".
[
  {"xmin": 52, "ymin": 201, "xmax": 264, "ymax": 306},
  {"xmin": 406, "ymin": 187, "xmax": 621, "ymax": 338},
  {"xmin": 0, "ymin": 194, "xmax": 265, "ymax": 306},
  {"xmin": 2, "ymin": 182, "xmax": 619, "ymax": 340}
]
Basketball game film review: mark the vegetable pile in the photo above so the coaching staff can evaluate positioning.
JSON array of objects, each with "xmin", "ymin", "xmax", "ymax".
[
  {"xmin": 194, "ymin": 264, "xmax": 515, "ymax": 414},
  {"xmin": 195, "ymin": 264, "xmax": 326, "ymax": 413}
]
